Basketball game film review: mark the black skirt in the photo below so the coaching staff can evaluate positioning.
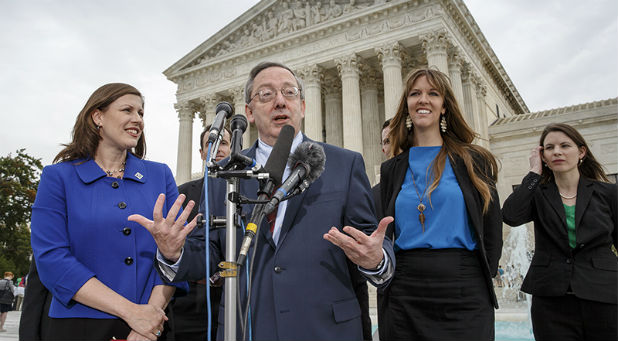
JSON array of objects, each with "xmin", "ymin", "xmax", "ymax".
[
  {"xmin": 382, "ymin": 248, "xmax": 494, "ymax": 341},
  {"xmin": 42, "ymin": 317, "xmax": 131, "ymax": 341}
]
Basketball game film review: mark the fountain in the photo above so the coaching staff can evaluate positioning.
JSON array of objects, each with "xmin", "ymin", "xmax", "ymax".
[{"xmin": 495, "ymin": 224, "xmax": 535, "ymax": 341}]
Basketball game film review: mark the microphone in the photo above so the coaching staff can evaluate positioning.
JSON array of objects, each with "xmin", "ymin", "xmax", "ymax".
[
  {"xmin": 229, "ymin": 114, "xmax": 248, "ymax": 155},
  {"xmin": 207, "ymin": 102, "xmax": 234, "ymax": 144},
  {"xmin": 223, "ymin": 114, "xmax": 256, "ymax": 169},
  {"xmin": 237, "ymin": 125, "xmax": 295, "ymax": 266},
  {"xmin": 262, "ymin": 142, "xmax": 326, "ymax": 215}
]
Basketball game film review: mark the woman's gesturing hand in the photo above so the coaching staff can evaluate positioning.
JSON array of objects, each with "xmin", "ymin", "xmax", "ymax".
[{"xmin": 128, "ymin": 193, "xmax": 199, "ymax": 263}]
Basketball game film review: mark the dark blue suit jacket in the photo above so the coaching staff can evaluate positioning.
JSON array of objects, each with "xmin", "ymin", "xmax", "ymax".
[{"xmin": 175, "ymin": 136, "xmax": 395, "ymax": 340}]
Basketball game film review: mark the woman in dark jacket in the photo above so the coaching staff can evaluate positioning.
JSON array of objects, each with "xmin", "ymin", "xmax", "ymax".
[
  {"xmin": 502, "ymin": 123, "xmax": 617, "ymax": 341},
  {"xmin": 378, "ymin": 68, "xmax": 502, "ymax": 340}
]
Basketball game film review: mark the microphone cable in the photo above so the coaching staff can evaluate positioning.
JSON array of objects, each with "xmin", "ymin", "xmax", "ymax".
[
  {"xmin": 241, "ymin": 203, "xmax": 263, "ymax": 341},
  {"xmin": 241, "ymin": 218, "xmax": 253, "ymax": 341},
  {"xmin": 204, "ymin": 143, "xmax": 213, "ymax": 341}
]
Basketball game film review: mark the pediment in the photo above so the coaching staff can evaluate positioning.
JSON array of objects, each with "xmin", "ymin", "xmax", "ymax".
[{"xmin": 164, "ymin": 0, "xmax": 388, "ymax": 78}]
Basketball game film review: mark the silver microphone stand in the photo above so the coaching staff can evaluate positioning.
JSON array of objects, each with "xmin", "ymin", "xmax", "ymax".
[{"xmin": 206, "ymin": 114, "xmax": 263, "ymax": 341}]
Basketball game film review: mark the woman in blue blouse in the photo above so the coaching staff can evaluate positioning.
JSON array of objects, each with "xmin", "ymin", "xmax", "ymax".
[
  {"xmin": 31, "ymin": 83, "xmax": 194, "ymax": 340},
  {"xmin": 377, "ymin": 69, "xmax": 502, "ymax": 340}
]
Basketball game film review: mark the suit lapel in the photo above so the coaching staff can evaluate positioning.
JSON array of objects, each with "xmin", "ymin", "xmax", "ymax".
[
  {"xmin": 451, "ymin": 155, "xmax": 483, "ymax": 238},
  {"xmin": 276, "ymin": 135, "xmax": 312, "ymax": 246},
  {"xmin": 575, "ymin": 177, "xmax": 594, "ymax": 230},
  {"xmin": 240, "ymin": 144, "xmax": 276, "ymax": 250},
  {"xmin": 277, "ymin": 185, "xmax": 308, "ymax": 247},
  {"xmin": 541, "ymin": 182, "xmax": 568, "ymax": 235},
  {"xmin": 386, "ymin": 150, "xmax": 409, "ymax": 216},
  {"xmin": 385, "ymin": 150, "xmax": 409, "ymax": 239},
  {"xmin": 194, "ymin": 178, "xmax": 205, "ymax": 220}
]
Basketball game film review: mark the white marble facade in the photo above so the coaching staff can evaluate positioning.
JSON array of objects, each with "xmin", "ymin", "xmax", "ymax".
[
  {"xmin": 164, "ymin": 0, "xmax": 528, "ymax": 185},
  {"xmin": 165, "ymin": 0, "xmax": 618, "ymax": 317}
]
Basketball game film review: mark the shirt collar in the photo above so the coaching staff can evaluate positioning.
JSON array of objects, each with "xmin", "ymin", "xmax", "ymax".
[
  {"xmin": 75, "ymin": 153, "xmax": 146, "ymax": 184},
  {"xmin": 255, "ymin": 131, "xmax": 304, "ymax": 166}
]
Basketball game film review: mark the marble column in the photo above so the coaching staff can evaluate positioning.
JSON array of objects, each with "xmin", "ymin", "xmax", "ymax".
[
  {"xmin": 299, "ymin": 64, "xmax": 323, "ymax": 141},
  {"xmin": 323, "ymin": 75, "xmax": 343, "ymax": 147},
  {"xmin": 475, "ymin": 83, "xmax": 490, "ymax": 148},
  {"xmin": 448, "ymin": 49, "xmax": 465, "ymax": 109},
  {"xmin": 421, "ymin": 30, "xmax": 450, "ymax": 74},
  {"xmin": 336, "ymin": 54, "xmax": 364, "ymax": 154},
  {"xmin": 201, "ymin": 95, "xmax": 218, "ymax": 131},
  {"xmin": 199, "ymin": 95, "xmax": 217, "ymax": 174},
  {"xmin": 230, "ymin": 87, "xmax": 252, "ymax": 147},
  {"xmin": 176, "ymin": 102, "xmax": 195, "ymax": 185},
  {"xmin": 461, "ymin": 65, "xmax": 478, "ymax": 131},
  {"xmin": 360, "ymin": 67, "xmax": 381, "ymax": 184},
  {"xmin": 376, "ymin": 42, "xmax": 403, "ymax": 120}
]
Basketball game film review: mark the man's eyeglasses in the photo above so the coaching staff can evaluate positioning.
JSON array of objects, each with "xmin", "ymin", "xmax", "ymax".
[{"xmin": 250, "ymin": 86, "xmax": 300, "ymax": 103}]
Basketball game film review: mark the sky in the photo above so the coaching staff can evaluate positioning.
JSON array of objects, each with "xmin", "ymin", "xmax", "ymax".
[{"xmin": 1, "ymin": 0, "xmax": 616, "ymax": 176}]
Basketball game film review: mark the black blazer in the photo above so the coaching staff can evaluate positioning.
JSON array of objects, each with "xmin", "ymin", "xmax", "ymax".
[
  {"xmin": 18, "ymin": 257, "xmax": 52, "ymax": 340},
  {"xmin": 378, "ymin": 148, "xmax": 503, "ymax": 308},
  {"xmin": 371, "ymin": 183, "xmax": 382, "ymax": 219},
  {"xmin": 502, "ymin": 172, "xmax": 617, "ymax": 304},
  {"xmin": 177, "ymin": 177, "xmax": 204, "ymax": 223}
]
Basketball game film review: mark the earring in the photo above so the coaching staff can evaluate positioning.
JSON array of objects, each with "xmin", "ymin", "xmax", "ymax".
[
  {"xmin": 405, "ymin": 116, "xmax": 412, "ymax": 130},
  {"xmin": 96, "ymin": 124, "xmax": 101, "ymax": 130},
  {"xmin": 579, "ymin": 158, "xmax": 583, "ymax": 165},
  {"xmin": 440, "ymin": 114, "xmax": 447, "ymax": 133}
]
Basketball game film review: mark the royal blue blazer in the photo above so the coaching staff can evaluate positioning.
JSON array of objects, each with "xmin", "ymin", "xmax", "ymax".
[{"xmin": 31, "ymin": 153, "xmax": 187, "ymax": 319}]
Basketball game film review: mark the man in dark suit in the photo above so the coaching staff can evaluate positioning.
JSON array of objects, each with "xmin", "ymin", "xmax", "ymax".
[
  {"xmin": 372, "ymin": 119, "xmax": 391, "ymax": 216},
  {"xmin": 166, "ymin": 125, "xmax": 231, "ymax": 341},
  {"xmin": 135, "ymin": 61, "xmax": 395, "ymax": 341}
]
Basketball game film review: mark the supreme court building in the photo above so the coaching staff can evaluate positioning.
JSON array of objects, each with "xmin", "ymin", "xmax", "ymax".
[{"xmin": 164, "ymin": 0, "xmax": 617, "ymax": 202}]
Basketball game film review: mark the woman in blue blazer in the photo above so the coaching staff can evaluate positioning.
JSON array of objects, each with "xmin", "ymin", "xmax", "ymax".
[
  {"xmin": 30, "ymin": 83, "xmax": 190, "ymax": 340},
  {"xmin": 502, "ymin": 123, "xmax": 617, "ymax": 341}
]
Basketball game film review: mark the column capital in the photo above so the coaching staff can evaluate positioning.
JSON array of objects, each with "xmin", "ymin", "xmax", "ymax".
[
  {"xmin": 335, "ymin": 54, "xmax": 360, "ymax": 77},
  {"xmin": 376, "ymin": 41, "xmax": 402, "ymax": 66},
  {"xmin": 298, "ymin": 64, "xmax": 323, "ymax": 84},
  {"xmin": 322, "ymin": 74, "xmax": 341, "ymax": 95},
  {"xmin": 471, "ymin": 73, "xmax": 483, "ymax": 89},
  {"xmin": 448, "ymin": 46, "xmax": 464, "ymax": 70},
  {"xmin": 461, "ymin": 62, "xmax": 476, "ymax": 83},
  {"xmin": 175, "ymin": 101, "xmax": 196, "ymax": 120},
  {"xmin": 360, "ymin": 65, "xmax": 379, "ymax": 89},
  {"xmin": 229, "ymin": 86, "xmax": 244, "ymax": 100},
  {"xmin": 198, "ymin": 95, "xmax": 218, "ymax": 125},
  {"xmin": 475, "ymin": 81, "xmax": 487, "ymax": 98},
  {"xmin": 199, "ymin": 94, "xmax": 218, "ymax": 111},
  {"xmin": 421, "ymin": 29, "xmax": 450, "ymax": 55}
]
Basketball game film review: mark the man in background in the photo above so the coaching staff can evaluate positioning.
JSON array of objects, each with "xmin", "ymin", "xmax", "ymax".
[
  {"xmin": 166, "ymin": 125, "xmax": 231, "ymax": 341},
  {"xmin": 372, "ymin": 119, "xmax": 391, "ymax": 217}
]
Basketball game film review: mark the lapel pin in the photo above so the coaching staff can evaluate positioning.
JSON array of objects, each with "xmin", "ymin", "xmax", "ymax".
[{"xmin": 135, "ymin": 172, "xmax": 143, "ymax": 179}]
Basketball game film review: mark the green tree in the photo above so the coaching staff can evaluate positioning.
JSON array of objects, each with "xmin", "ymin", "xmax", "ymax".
[{"xmin": 0, "ymin": 149, "xmax": 43, "ymax": 276}]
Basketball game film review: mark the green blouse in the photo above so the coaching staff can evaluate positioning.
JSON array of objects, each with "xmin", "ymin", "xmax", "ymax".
[{"xmin": 563, "ymin": 204, "xmax": 576, "ymax": 248}]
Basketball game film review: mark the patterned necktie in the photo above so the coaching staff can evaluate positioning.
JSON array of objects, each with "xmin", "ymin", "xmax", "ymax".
[{"xmin": 266, "ymin": 207, "xmax": 278, "ymax": 233}]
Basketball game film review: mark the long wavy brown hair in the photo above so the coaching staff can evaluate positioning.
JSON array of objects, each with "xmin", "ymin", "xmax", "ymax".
[
  {"xmin": 54, "ymin": 83, "xmax": 146, "ymax": 163},
  {"xmin": 388, "ymin": 68, "xmax": 498, "ymax": 213},
  {"xmin": 539, "ymin": 123, "xmax": 608, "ymax": 183}
]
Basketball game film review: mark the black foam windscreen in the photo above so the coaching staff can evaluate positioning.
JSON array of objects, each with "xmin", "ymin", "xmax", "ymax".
[
  {"xmin": 263, "ymin": 125, "xmax": 295, "ymax": 186},
  {"xmin": 288, "ymin": 141, "xmax": 325, "ymax": 185}
]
